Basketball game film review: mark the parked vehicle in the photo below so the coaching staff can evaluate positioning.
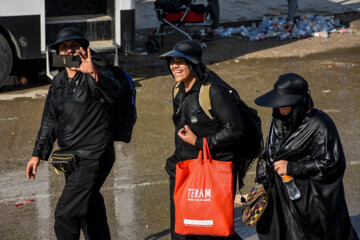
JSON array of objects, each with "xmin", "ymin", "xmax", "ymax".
[{"xmin": 0, "ymin": 0, "xmax": 135, "ymax": 87}]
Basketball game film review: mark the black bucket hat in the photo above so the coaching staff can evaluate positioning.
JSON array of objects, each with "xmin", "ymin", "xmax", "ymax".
[
  {"xmin": 159, "ymin": 40, "xmax": 202, "ymax": 64},
  {"xmin": 50, "ymin": 27, "xmax": 89, "ymax": 50},
  {"xmin": 255, "ymin": 73, "xmax": 309, "ymax": 108}
]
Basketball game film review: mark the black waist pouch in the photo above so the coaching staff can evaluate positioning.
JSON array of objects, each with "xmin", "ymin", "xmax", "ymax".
[{"xmin": 50, "ymin": 151, "xmax": 81, "ymax": 174}]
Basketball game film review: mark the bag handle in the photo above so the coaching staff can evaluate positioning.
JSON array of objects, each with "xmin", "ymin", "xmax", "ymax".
[{"xmin": 197, "ymin": 138, "xmax": 212, "ymax": 164}]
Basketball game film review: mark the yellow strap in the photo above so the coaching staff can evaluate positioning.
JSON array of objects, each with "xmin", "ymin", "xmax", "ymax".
[
  {"xmin": 173, "ymin": 82, "xmax": 213, "ymax": 119},
  {"xmin": 173, "ymin": 82, "xmax": 181, "ymax": 99},
  {"xmin": 54, "ymin": 167, "xmax": 59, "ymax": 175},
  {"xmin": 199, "ymin": 84, "xmax": 213, "ymax": 119}
]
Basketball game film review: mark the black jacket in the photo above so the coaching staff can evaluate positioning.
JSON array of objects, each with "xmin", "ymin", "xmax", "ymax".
[
  {"xmin": 166, "ymin": 68, "xmax": 246, "ymax": 177},
  {"xmin": 256, "ymin": 108, "xmax": 358, "ymax": 240},
  {"xmin": 32, "ymin": 67, "xmax": 128, "ymax": 160}
]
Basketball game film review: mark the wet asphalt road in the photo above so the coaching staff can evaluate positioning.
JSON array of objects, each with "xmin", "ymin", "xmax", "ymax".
[{"xmin": 0, "ymin": 47, "xmax": 359, "ymax": 240}]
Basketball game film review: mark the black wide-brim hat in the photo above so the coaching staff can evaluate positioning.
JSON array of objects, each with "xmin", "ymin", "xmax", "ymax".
[
  {"xmin": 159, "ymin": 39, "xmax": 202, "ymax": 64},
  {"xmin": 255, "ymin": 73, "xmax": 309, "ymax": 108},
  {"xmin": 50, "ymin": 27, "xmax": 89, "ymax": 50}
]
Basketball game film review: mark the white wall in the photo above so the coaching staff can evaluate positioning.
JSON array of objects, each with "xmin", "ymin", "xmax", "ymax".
[{"xmin": 0, "ymin": 0, "xmax": 43, "ymax": 16}]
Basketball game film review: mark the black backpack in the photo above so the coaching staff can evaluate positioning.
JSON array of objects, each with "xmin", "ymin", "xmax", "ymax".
[
  {"xmin": 111, "ymin": 66, "xmax": 137, "ymax": 143},
  {"xmin": 201, "ymin": 83, "xmax": 263, "ymax": 189},
  {"xmin": 88, "ymin": 65, "xmax": 137, "ymax": 143}
]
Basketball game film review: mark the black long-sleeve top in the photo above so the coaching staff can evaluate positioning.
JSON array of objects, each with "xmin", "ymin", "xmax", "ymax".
[
  {"xmin": 32, "ymin": 67, "xmax": 128, "ymax": 160},
  {"xmin": 165, "ymin": 68, "xmax": 246, "ymax": 177}
]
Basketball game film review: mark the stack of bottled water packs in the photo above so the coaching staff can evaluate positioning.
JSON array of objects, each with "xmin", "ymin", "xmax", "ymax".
[{"xmin": 213, "ymin": 15, "xmax": 352, "ymax": 41}]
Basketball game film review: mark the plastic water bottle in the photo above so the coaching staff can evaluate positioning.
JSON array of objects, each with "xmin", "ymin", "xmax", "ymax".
[
  {"xmin": 291, "ymin": 29, "xmax": 300, "ymax": 38},
  {"xmin": 232, "ymin": 26, "xmax": 243, "ymax": 35},
  {"xmin": 278, "ymin": 32, "xmax": 290, "ymax": 40},
  {"xmin": 219, "ymin": 30, "xmax": 230, "ymax": 38},
  {"xmin": 340, "ymin": 28, "xmax": 352, "ymax": 34},
  {"xmin": 312, "ymin": 31, "xmax": 328, "ymax": 38},
  {"xmin": 282, "ymin": 175, "xmax": 301, "ymax": 200}
]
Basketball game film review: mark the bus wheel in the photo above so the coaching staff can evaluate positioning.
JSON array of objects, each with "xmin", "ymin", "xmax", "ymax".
[{"xmin": 0, "ymin": 33, "xmax": 12, "ymax": 88}]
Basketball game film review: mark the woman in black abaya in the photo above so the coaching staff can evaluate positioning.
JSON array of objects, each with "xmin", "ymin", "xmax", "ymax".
[{"xmin": 254, "ymin": 73, "xmax": 359, "ymax": 240}]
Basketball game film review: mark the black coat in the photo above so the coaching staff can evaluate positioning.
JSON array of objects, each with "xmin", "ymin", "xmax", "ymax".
[
  {"xmin": 256, "ymin": 108, "xmax": 358, "ymax": 240},
  {"xmin": 32, "ymin": 67, "xmax": 128, "ymax": 160},
  {"xmin": 165, "ymin": 68, "xmax": 246, "ymax": 177}
]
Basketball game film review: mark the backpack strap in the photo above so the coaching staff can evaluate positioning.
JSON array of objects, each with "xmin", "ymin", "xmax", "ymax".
[
  {"xmin": 199, "ymin": 84, "xmax": 213, "ymax": 119},
  {"xmin": 173, "ymin": 82, "xmax": 181, "ymax": 99},
  {"xmin": 173, "ymin": 82, "xmax": 213, "ymax": 120}
]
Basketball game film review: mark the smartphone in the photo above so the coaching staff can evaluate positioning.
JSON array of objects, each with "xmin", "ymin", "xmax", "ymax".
[{"xmin": 52, "ymin": 55, "xmax": 81, "ymax": 68}]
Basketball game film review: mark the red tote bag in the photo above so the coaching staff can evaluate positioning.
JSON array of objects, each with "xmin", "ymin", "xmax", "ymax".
[{"xmin": 174, "ymin": 138, "xmax": 235, "ymax": 236}]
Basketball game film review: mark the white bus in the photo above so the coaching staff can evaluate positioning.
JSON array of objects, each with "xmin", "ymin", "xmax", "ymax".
[{"xmin": 0, "ymin": 0, "xmax": 135, "ymax": 87}]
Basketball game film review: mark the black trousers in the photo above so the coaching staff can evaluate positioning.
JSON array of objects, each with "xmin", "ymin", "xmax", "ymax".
[
  {"xmin": 54, "ymin": 147, "xmax": 115, "ymax": 240},
  {"xmin": 208, "ymin": 0, "xmax": 220, "ymax": 29},
  {"xmin": 169, "ymin": 177, "xmax": 243, "ymax": 240}
]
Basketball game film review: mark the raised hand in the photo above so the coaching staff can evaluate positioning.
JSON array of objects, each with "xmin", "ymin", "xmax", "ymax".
[{"xmin": 71, "ymin": 47, "xmax": 98, "ymax": 82}]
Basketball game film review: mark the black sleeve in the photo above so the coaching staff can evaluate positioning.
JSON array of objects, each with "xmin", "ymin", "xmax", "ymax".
[
  {"xmin": 32, "ymin": 85, "xmax": 59, "ymax": 160},
  {"xmin": 197, "ymin": 85, "xmax": 246, "ymax": 150},
  {"xmin": 256, "ymin": 156, "xmax": 270, "ymax": 188},
  {"xmin": 287, "ymin": 161, "xmax": 308, "ymax": 177},
  {"xmin": 287, "ymin": 117, "xmax": 345, "ymax": 180}
]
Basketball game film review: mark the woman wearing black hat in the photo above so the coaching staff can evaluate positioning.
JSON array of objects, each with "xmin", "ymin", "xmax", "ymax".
[
  {"xmin": 159, "ymin": 40, "xmax": 249, "ymax": 240},
  {"xmin": 254, "ymin": 73, "xmax": 358, "ymax": 240}
]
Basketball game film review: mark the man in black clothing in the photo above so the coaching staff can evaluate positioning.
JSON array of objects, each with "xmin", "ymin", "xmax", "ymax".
[{"xmin": 26, "ymin": 27, "xmax": 130, "ymax": 240}]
